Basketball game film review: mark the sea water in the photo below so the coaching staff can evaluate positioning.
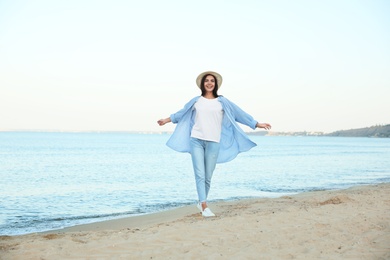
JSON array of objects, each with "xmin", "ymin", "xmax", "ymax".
[{"xmin": 1, "ymin": 132, "xmax": 389, "ymax": 235}]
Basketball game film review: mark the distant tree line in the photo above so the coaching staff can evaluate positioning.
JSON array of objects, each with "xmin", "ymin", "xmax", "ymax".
[
  {"xmin": 248, "ymin": 124, "xmax": 390, "ymax": 138},
  {"xmin": 325, "ymin": 124, "xmax": 390, "ymax": 138}
]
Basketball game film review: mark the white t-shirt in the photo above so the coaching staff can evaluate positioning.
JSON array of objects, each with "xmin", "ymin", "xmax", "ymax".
[{"xmin": 191, "ymin": 96, "xmax": 224, "ymax": 143}]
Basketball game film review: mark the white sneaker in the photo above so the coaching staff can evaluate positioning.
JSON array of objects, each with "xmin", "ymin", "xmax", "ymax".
[
  {"xmin": 202, "ymin": 207, "xmax": 216, "ymax": 217},
  {"xmin": 197, "ymin": 202, "xmax": 202, "ymax": 213}
]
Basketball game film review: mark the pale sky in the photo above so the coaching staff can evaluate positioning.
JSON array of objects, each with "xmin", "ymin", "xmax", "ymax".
[{"xmin": 1, "ymin": 0, "xmax": 389, "ymax": 133}]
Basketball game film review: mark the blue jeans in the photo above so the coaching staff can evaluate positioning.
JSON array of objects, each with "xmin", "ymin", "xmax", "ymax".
[{"xmin": 190, "ymin": 137, "xmax": 220, "ymax": 203}]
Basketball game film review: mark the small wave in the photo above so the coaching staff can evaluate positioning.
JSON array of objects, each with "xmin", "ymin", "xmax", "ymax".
[{"xmin": 0, "ymin": 201, "xmax": 194, "ymax": 236}]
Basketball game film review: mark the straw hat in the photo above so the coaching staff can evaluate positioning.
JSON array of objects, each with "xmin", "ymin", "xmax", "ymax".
[{"xmin": 196, "ymin": 71, "xmax": 223, "ymax": 89}]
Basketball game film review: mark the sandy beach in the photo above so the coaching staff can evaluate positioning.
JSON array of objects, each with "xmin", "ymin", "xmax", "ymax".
[{"xmin": 1, "ymin": 183, "xmax": 389, "ymax": 259}]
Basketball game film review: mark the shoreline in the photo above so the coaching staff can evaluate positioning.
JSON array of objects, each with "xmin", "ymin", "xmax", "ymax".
[
  {"xmin": 41, "ymin": 184, "xmax": 369, "ymax": 234},
  {"xmin": 1, "ymin": 183, "xmax": 389, "ymax": 259}
]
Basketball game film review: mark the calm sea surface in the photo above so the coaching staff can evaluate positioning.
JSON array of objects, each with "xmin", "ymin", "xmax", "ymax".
[{"xmin": 1, "ymin": 132, "xmax": 389, "ymax": 235}]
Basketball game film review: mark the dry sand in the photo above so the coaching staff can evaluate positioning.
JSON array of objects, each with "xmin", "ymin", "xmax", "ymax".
[{"xmin": 1, "ymin": 183, "xmax": 389, "ymax": 259}]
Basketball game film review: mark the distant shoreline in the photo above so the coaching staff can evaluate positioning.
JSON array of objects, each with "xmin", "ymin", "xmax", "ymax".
[
  {"xmin": 1, "ymin": 124, "xmax": 389, "ymax": 137},
  {"xmin": 0, "ymin": 130, "xmax": 173, "ymax": 134},
  {"xmin": 256, "ymin": 124, "xmax": 390, "ymax": 138}
]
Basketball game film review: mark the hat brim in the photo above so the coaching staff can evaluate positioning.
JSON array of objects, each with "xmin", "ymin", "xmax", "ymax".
[{"xmin": 196, "ymin": 71, "xmax": 223, "ymax": 89}]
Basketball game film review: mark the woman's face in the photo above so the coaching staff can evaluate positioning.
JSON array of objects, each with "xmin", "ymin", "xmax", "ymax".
[{"xmin": 203, "ymin": 75, "xmax": 216, "ymax": 93}]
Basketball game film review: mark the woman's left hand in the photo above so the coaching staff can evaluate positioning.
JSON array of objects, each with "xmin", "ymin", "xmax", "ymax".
[{"xmin": 256, "ymin": 123, "xmax": 272, "ymax": 130}]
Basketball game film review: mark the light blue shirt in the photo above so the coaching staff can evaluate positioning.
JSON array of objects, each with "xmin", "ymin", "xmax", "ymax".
[{"xmin": 167, "ymin": 96, "xmax": 258, "ymax": 163}]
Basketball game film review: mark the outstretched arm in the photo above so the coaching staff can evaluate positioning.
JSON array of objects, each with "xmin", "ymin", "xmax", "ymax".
[
  {"xmin": 157, "ymin": 117, "xmax": 171, "ymax": 126},
  {"xmin": 256, "ymin": 122, "xmax": 272, "ymax": 130}
]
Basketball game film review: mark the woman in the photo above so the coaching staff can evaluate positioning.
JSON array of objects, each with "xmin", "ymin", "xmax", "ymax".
[{"xmin": 157, "ymin": 71, "xmax": 271, "ymax": 217}]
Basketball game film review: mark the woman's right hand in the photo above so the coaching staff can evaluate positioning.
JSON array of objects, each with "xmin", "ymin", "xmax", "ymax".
[{"xmin": 157, "ymin": 118, "xmax": 171, "ymax": 126}]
